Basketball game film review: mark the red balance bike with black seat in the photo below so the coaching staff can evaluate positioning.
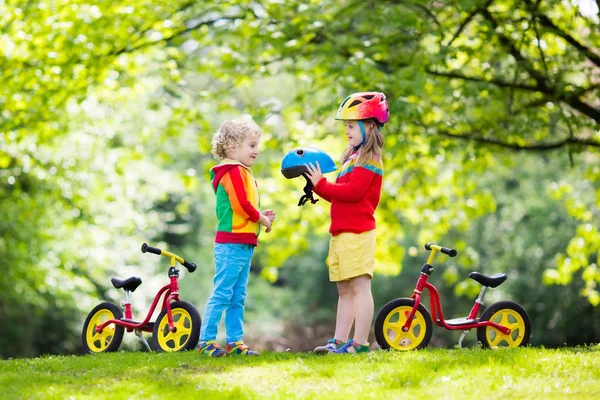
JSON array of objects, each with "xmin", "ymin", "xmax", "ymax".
[
  {"xmin": 375, "ymin": 243, "xmax": 531, "ymax": 350},
  {"xmin": 82, "ymin": 243, "xmax": 201, "ymax": 353}
]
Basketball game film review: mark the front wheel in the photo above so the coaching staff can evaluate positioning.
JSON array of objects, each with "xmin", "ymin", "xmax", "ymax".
[
  {"xmin": 477, "ymin": 300, "xmax": 531, "ymax": 348},
  {"xmin": 82, "ymin": 302, "xmax": 125, "ymax": 353},
  {"xmin": 375, "ymin": 298, "xmax": 433, "ymax": 351},
  {"xmin": 152, "ymin": 300, "xmax": 201, "ymax": 352}
]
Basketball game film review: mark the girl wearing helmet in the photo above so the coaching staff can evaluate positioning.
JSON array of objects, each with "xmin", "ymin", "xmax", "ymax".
[{"xmin": 305, "ymin": 92, "xmax": 389, "ymax": 354}]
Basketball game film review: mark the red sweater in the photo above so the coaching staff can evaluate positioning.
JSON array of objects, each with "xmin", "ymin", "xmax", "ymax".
[{"xmin": 313, "ymin": 152, "xmax": 383, "ymax": 236}]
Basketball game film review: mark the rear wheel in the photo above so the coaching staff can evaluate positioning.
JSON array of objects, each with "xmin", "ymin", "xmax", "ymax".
[
  {"xmin": 82, "ymin": 302, "xmax": 124, "ymax": 353},
  {"xmin": 375, "ymin": 298, "xmax": 433, "ymax": 351},
  {"xmin": 152, "ymin": 301, "xmax": 201, "ymax": 352},
  {"xmin": 477, "ymin": 300, "xmax": 531, "ymax": 348}
]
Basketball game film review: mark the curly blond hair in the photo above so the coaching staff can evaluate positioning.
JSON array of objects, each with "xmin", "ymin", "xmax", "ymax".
[{"xmin": 211, "ymin": 119, "xmax": 263, "ymax": 160}]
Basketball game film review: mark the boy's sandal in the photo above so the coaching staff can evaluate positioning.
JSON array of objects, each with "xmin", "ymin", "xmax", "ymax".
[
  {"xmin": 198, "ymin": 340, "xmax": 227, "ymax": 357},
  {"xmin": 226, "ymin": 341, "xmax": 260, "ymax": 356}
]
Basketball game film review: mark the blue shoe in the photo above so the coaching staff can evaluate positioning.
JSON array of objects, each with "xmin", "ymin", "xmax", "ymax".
[
  {"xmin": 198, "ymin": 340, "xmax": 227, "ymax": 357},
  {"xmin": 333, "ymin": 339, "xmax": 369, "ymax": 354},
  {"xmin": 313, "ymin": 338, "xmax": 346, "ymax": 354}
]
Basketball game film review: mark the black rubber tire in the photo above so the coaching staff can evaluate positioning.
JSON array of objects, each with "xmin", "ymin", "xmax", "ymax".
[
  {"xmin": 152, "ymin": 300, "xmax": 201, "ymax": 352},
  {"xmin": 82, "ymin": 302, "xmax": 124, "ymax": 353},
  {"xmin": 477, "ymin": 300, "xmax": 531, "ymax": 348},
  {"xmin": 375, "ymin": 297, "xmax": 433, "ymax": 350}
]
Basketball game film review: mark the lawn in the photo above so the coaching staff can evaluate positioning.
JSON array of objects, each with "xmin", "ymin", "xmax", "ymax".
[{"xmin": 1, "ymin": 346, "xmax": 599, "ymax": 399}]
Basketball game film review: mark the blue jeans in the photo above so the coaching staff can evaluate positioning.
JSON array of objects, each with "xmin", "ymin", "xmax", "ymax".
[{"xmin": 200, "ymin": 243, "xmax": 254, "ymax": 343}]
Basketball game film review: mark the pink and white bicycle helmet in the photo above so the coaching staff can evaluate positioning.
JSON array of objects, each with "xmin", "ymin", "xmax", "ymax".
[{"xmin": 335, "ymin": 92, "xmax": 389, "ymax": 125}]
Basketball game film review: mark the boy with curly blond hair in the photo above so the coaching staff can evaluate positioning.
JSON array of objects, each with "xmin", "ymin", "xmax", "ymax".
[{"xmin": 198, "ymin": 118, "xmax": 275, "ymax": 357}]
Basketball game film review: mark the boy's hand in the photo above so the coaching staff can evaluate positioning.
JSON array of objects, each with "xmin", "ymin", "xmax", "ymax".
[
  {"xmin": 305, "ymin": 162, "xmax": 323, "ymax": 186},
  {"xmin": 259, "ymin": 213, "xmax": 273, "ymax": 233},
  {"xmin": 262, "ymin": 209, "xmax": 276, "ymax": 222}
]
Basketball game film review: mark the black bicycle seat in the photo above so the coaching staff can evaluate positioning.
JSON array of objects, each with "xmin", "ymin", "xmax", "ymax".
[
  {"xmin": 468, "ymin": 272, "xmax": 507, "ymax": 288},
  {"xmin": 111, "ymin": 276, "xmax": 143, "ymax": 292}
]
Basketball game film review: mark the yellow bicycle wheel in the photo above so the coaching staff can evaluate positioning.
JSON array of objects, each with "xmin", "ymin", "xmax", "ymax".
[
  {"xmin": 152, "ymin": 300, "xmax": 201, "ymax": 352},
  {"xmin": 477, "ymin": 300, "xmax": 531, "ymax": 348},
  {"xmin": 375, "ymin": 298, "xmax": 433, "ymax": 350},
  {"xmin": 82, "ymin": 302, "xmax": 124, "ymax": 353}
]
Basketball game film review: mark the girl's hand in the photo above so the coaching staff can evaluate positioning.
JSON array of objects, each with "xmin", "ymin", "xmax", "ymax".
[
  {"xmin": 305, "ymin": 162, "xmax": 323, "ymax": 186},
  {"xmin": 259, "ymin": 213, "xmax": 273, "ymax": 233},
  {"xmin": 262, "ymin": 209, "xmax": 276, "ymax": 222}
]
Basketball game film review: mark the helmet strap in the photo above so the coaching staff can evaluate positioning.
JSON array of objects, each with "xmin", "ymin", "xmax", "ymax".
[
  {"xmin": 298, "ymin": 174, "xmax": 319, "ymax": 206},
  {"xmin": 354, "ymin": 120, "xmax": 367, "ymax": 151}
]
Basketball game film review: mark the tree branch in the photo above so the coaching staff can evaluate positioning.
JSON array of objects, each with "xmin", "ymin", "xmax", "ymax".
[
  {"xmin": 445, "ymin": 8, "xmax": 478, "ymax": 47},
  {"xmin": 425, "ymin": 68, "xmax": 541, "ymax": 92},
  {"xmin": 577, "ymin": 83, "xmax": 600, "ymax": 95},
  {"xmin": 112, "ymin": 1, "xmax": 198, "ymax": 57},
  {"xmin": 407, "ymin": 2, "xmax": 441, "ymax": 28},
  {"xmin": 480, "ymin": 8, "xmax": 550, "ymax": 90},
  {"xmin": 444, "ymin": 0, "xmax": 496, "ymax": 48},
  {"xmin": 479, "ymin": 8, "xmax": 600, "ymax": 124},
  {"xmin": 533, "ymin": 13, "xmax": 549, "ymax": 76},
  {"xmin": 522, "ymin": 83, "xmax": 600, "ymax": 110},
  {"xmin": 428, "ymin": 67, "xmax": 600, "ymax": 122},
  {"xmin": 437, "ymin": 130, "xmax": 600, "ymax": 151},
  {"xmin": 537, "ymin": 14, "xmax": 600, "ymax": 67},
  {"xmin": 523, "ymin": 0, "xmax": 600, "ymax": 67},
  {"xmin": 561, "ymin": 95, "xmax": 600, "ymax": 123},
  {"xmin": 109, "ymin": 15, "xmax": 244, "ymax": 56},
  {"xmin": 388, "ymin": 0, "xmax": 442, "ymax": 27}
]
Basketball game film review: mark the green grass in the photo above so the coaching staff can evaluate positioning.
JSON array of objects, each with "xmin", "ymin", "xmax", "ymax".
[{"xmin": 1, "ymin": 346, "xmax": 599, "ymax": 399}]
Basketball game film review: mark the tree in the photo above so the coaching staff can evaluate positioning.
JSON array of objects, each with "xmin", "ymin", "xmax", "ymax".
[
  {"xmin": 2, "ymin": 0, "xmax": 599, "ymax": 357},
  {"xmin": 167, "ymin": 0, "xmax": 600, "ymax": 303},
  {"xmin": 0, "ymin": 0, "xmax": 212, "ymax": 356}
]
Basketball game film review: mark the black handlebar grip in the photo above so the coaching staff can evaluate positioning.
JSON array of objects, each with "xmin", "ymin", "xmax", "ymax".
[
  {"xmin": 141, "ymin": 243, "xmax": 162, "ymax": 255},
  {"xmin": 425, "ymin": 242, "xmax": 458, "ymax": 257},
  {"xmin": 182, "ymin": 260, "xmax": 197, "ymax": 273},
  {"xmin": 441, "ymin": 247, "xmax": 458, "ymax": 257}
]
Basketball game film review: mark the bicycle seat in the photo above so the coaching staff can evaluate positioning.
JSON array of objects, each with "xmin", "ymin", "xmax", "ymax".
[
  {"xmin": 468, "ymin": 272, "xmax": 507, "ymax": 288},
  {"xmin": 111, "ymin": 276, "xmax": 143, "ymax": 292}
]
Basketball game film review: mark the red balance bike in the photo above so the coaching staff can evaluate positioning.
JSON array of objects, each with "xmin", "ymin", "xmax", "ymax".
[
  {"xmin": 375, "ymin": 243, "xmax": 531, "ymax": 350},
  {"xmin": 82, "ymin": 243, "xmax": 201, "ymax": 353}
]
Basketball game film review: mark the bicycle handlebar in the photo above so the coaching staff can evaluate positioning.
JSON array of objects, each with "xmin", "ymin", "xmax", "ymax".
[
  {"xmin": 425, "ymin": 242, "xmax": 458, "ymax": 257},
  {"xmin": 141, "ymin": 243, "xmax": 161, "ymax": 255},
  {"xmin": 182, "ymin": 260, "xmax": 197, "ymax": 272},
  {"xmin": 141, "ymin": 243, "xmax": 197, "ymax": 272}
]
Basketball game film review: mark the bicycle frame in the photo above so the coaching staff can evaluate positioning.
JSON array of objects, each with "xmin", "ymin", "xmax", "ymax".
[
  {"xmin": 403, "ymin": 247, "xmax": 511, "ymax": 335},
  {"xmin": 96, "ymin": 251, "xmax": 183, "ymax": 334}
]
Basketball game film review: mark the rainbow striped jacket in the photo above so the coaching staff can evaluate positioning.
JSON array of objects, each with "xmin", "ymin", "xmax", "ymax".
[{"xmin": 210, "ymin": 159, "xmax": 261, "ymax": 246}]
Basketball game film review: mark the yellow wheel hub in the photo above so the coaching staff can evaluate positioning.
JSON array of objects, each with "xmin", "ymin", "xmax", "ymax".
[
  {"xmin": 485, "ymin": 309, "xmax": 527, "ymax": 347},
  {"xmin": 86, "ymin": 309, "xmax": 117, "ymax": 352},
  {"xmin": 156, "ymin": 308, "xmax": 193, "ymax": 352},
  {"xmin": 383, "ymin": 306, "xmax": 426, "ymax": 350}
]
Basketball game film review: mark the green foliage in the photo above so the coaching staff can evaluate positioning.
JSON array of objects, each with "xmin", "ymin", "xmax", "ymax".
[
  {"xmin": 544, "ymin": 173, "xmax": 600, "ymax": 305},
  {"xmin": 450, "ymin": 153, "xmax": 600, "ymax": 346},
  {"xmin": 1, "ymin": 0, "xmax": 599, "ymax": 357},
  {"xmin": 171, "ymin": 0, "xmax": 599, "ymax": 288},
  {"xmin": 0, "ymin": 1, "xmax": 209, "ymax": 356}
]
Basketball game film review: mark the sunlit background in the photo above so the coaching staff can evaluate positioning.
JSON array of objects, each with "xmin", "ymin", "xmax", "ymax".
[{"xmin": 0, "ymin": 0, "xmax": 599, "ymax": 358}]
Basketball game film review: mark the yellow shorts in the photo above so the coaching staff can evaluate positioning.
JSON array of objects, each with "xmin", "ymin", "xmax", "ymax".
[{"xmin": 327, "ymin": 230, "xmax": 376, "ymax": 282}]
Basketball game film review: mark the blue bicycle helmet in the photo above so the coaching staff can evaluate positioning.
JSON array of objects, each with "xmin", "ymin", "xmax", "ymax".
[
  {"xmin": 281, "ymin": 147, "xmax": 337, "ymax": 206},
  {"xmin": 281, "ymin": 147, "xmax": 337, "ymax": 178}
]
